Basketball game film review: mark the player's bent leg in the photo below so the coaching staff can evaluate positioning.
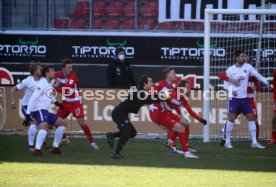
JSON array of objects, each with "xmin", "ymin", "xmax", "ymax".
[
  {"xmin": 56, "ymin": 104, "xmax": 71, "ymax": 146},
  {"xmin": 33, "ymin": 122, "xmax": 49, "ymax": 156},
  {"xmin": 269, "ymin": 113, "xmax": 276, "ymax": 144},
  {"xmin": 76, "ymin": 118, "xmax": 99, "ymax": 151},
  {"xmin": 28, "ymin": 124, "xmax": 37, "ymax": 152},
  {"xmin": 166, "ymin": 130, "xmax": 178, "ymax": 152},
  {"xmin": 171, "ymin": 123, "xmax": 198, "ymax": 158},
  {"xmin": 50, "ymin": 117, "xmax": 67, "ymax": 154},
  {"xmin": 224, "ymin": 113, "xmax": 236, "ymax": 149},
  {"xmin": 129, "ymin": 124, "xmax": 137, "ymax": 139},
  {"xmin": 249, "ymin": 98, "xmax": 260, "ymax": 140},
  {"xmin": 179, "ymin": 117, "xmax": 190, "ymax": 127},
  {"xmin": 113, "ymin": 122, "xmax": 132, "ymax": 159},
  {"xmin": 172, "ymin": 123, "xmax": 185, "ymax": 133},
  {"xmin": 245, "ymin": 113, "xmax": 265, "ymax": 149},
  {"xmin": 77, "ymin": 118, "xmax": 99, "ymax": 151}
]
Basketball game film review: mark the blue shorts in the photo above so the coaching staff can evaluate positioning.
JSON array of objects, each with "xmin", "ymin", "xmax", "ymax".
[
  {"xmin": 31, "ymin": 109, "xmax": 58, "ymax": 125},
  {"xmin": 228, "ymin": 98, "xmax": 253, "ymax": 115},
  {"xmin": 21, "ymin": 105, "xmax": 28, "ymax": 118}
]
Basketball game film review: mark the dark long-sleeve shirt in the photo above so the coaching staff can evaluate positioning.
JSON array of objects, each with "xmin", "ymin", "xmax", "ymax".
[
  {"xmin": 115, "ymin": 90, "xmax": 164, "ymax": 114},
  {"xmin": 107, "ymin": 56, "xmax": 136, "ymax": 88}
]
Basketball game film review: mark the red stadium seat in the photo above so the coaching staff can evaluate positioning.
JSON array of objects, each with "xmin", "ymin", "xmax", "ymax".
[
  {"xmin": 123, "ymin": 19, "xmax": 135, "ymax": 30},
  {"xmin": 174, "ymin": 22, "xmax": 183, "ymax": 30},
  {"xmin": 193, "ymin": 22, "xmax": 204, "ymax": 30},
  {"xmin": 139, "ymin": 19, "xmax": 155, "ymax": 30},
  {"xmin": 157, "ymin": 22, "xmax": 174, "ymax": 30},
  {"xmin": 54, "ymin": 19, "xmax": 69, "ymax": 28},
  {"xmin": 269, "ymin": 22, "xmax": 276, "ymax": 31},
  {"xmin": 93, "ymin": 19, "xmax": 103, "ymax": 29},
  {"xmin": 70, "ymin": 2, "xmax": 90, "ymax": 17},
  {"xmin": 211, "ymin": 22, "xmax": 227, "ymax": 31},
  {"xmin": 184, "ymin": 22, "xmax": 193, "ymax": 30},
  {"xmin": 140, "ymin": 1, "xmax": 158, "ymax": 18},
  {"xmin": 93, "ymin": 1, "xmax": 107, "ymax": 16},
  {"xmin": 106, "ymin": 19, "xmax": 120, "ymax": 29},
  {"xmin": 125, "ymin": 1, "xmax": 135, "ymax": 17},
  {"xmin": 71, "ymin": 19, "xmax": 86, "ymax": 29},
  {"xmin": 108, "ymin": 1, "xmax": 124, "ymax": 16}
]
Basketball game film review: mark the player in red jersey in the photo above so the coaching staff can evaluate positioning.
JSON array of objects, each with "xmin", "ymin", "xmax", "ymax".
[
  {"xmin": 218, "ymin": 71, "xmax": 261, "ymax": 144},
  {"xmin": 151, "ymin": 67, "xmax": 195, "ymax": 152},
  {"xmin": 54, "ymin": 59, "xmax": 99, "ymax": 151},
  {"xmin": 150, "ymin": 79, "xmax": 207, "ymax": 158},
  {"xmin": 268, "ymin": 70, "xmax": 276, "ymax": 144}
]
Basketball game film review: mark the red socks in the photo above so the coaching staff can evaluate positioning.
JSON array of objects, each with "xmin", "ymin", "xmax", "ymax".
[
  {"xmin": 167, "ymin": 130, "xmax": 178, "ymax": 147},
  {"xmin": 62, "ymin": 133, "xmax": 67, "ymax": 139},
  {"xmin": 272, "ymin": 130, "xmax": 276, "ymax": 140},
  {"xmin": 167, "ymin": 127, "xmax": 189, "ymax": 150},
  {"xmin": 81, "ymin": 124, "xmax": 95, "ymax": 144},
  {"xmin": 178, "ymin": 132, "xmax": 189, "ymax": 152}
]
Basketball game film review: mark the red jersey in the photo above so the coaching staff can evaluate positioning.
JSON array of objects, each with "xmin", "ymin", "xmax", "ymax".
[
  {"xmin": 217, "ymin": 71, "xmax": 260, "ymax": 98},
  {"xmin": 150, "ymin": 80, "xmax": 182, "ymax": 114},
  {"xmin": 160, "ymin": 89, "xmax": 201, "ymax": 121},
  {"xmin": 55, "ymin": 71, "xmax": 81, "ymax": 102},
  {"xmin": 152, "ymin": 80, "xmax": 174, "ymax": 91}
]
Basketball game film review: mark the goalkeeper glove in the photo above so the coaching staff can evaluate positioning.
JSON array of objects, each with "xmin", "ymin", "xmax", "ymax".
[
  {"xmin": 54, "ymin": 101, "xmax": 64, "ymax": 110},
  {"xmin": 199, "ymin": 118, "xmax": 207, "ymax": 125},
  {"xmin": 23, "ymin": 114, "xmax": 33, "ymax": 127}
]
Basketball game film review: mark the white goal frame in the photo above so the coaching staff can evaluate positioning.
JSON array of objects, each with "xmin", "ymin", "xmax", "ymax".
[{"xmin": 203, "ymin": 9, "xmax": 276, "ymax": 142}]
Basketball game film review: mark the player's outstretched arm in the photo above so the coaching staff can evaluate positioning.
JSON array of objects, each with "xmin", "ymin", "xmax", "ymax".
[
  {"xmin": 218, "ymin": 72, "xmax": 229, "ymax": 81},
  {"xmin": 11, "ymin": 77, "xmax": 29, "ymax": 108},
  {"xmin": 10, "ymin": 86, "xmax": 18, "ymax": 109},
  {"xmin": 174, "ymin": 106, "xmax": 182, "ymax": 115},
  {"xmin": 219, "ymin": 71, "xmax": 240, "ymax": 86},
  {"xmin": 182, "ymin": 99, "xmax": 207, "ymax": 125},
  {"xmin": 249, "ymin": 65, "xmax": 269, "ymax": 85}
]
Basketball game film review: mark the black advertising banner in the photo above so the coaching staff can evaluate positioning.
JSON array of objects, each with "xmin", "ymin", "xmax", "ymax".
[
  {"xmin": 1, "ymin": 34, "xmax": 275, "ymax": 66},
  {"xmin": 0, "ymin": 34, "xmax": 207, "ymax": 65}
]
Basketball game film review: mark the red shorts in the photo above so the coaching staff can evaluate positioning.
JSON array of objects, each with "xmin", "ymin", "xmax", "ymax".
[
  {"xmin": 57, "ymin": 100, "xmax": 84, "ymax": 119},
  {"xmin": 236, "ymin": 97, "xmax": 258, "ymax": 119},
  {"xmin": 150, "ymin": 110, "xmax": 181, "ymax": 131}
]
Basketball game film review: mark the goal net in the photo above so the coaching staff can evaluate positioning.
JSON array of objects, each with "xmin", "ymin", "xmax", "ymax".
[{"xmin": 203, "ymin": 7, "xmax": 276, "ymax": 141}]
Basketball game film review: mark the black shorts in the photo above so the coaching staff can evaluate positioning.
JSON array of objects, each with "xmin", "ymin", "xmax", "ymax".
[{"xmin": 111, "ymin": 107, "xmax": 132, "ymax": 129}]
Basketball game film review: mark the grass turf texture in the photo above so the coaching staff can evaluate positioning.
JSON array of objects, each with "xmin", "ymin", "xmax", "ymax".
[{"xmin": 0, "ymin": 135, "xmax": 276, "ymax": 187}]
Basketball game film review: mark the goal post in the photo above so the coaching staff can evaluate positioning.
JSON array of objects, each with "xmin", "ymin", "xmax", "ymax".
[{"xmin": 203, "ymin": 8, "xmax": 276, "ymax": 142}]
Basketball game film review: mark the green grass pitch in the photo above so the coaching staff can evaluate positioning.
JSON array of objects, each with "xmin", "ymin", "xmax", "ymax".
[{"xmin": 0, "ymin": 135, "xmax": 276, "ymax": 187}]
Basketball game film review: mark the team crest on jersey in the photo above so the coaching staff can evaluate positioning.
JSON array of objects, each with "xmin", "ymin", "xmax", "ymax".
[
  {"xmin": 244, "ymin": 70, "xmax": 247, "ymax": 73},
  {"xmin": 69, "ymin": 79, "xmax": 74, "ymax": 84},
  {"xmin": 125, "ymin": 120, "xmax": 129, "ymax": 123}
]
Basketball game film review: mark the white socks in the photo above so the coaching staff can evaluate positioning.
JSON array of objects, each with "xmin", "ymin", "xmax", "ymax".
[
  {"xmin": 28, "ymin": 124, "xmax": 37, "ymax": 146},
  {"xmin": 225, "ymin": 121, "xmax": 234, "ymax": 143},
  {"xmin": 53, "ymin": 126, "xmax": 66, "ymax": 148},
  {"xmin": 248, "ymin": 121, "xmax": 257, "ymax": 144},
  {"xmin": 35, "ymin": 129, "xmax": 47, "ymax": 150}
]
